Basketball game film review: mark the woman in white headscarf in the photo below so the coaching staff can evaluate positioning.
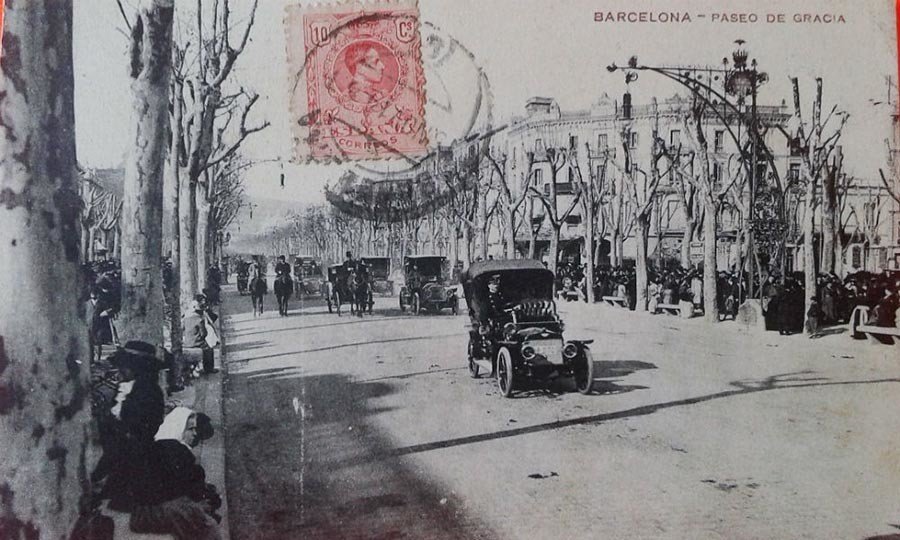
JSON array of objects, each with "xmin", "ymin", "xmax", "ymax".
[{"xmin": 128, "ymin": 407, "xmax": 222, "ymax": 540}]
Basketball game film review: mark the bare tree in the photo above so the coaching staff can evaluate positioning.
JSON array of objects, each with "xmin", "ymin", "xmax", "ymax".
[
  {"xmin": 171, "ymin": 0, "xmax": 267, "ymax": 312},
  {"xmin": 0, "ymin": 2, "xmax": 94, "ymax": 537},
  {"xmin": 119, "ymin": 0, "xmax": 175, "ymax": 343},
  {"xmin": 788, "ymin": 77, "xmax": 848, "ymax": 332},
  {"xmin": 611, "ymin": 102, "xmax": 668, "ymax": 311},
  {"xmin": 570, "ymin": 142, "xmax": 610, "ymax": 302},
  {"xmin": 529, "ymin": 146, "xmax": 581, "ymax": 274}
]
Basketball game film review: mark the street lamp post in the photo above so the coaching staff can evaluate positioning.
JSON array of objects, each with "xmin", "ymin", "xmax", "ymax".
[{"xmin": 608, "ymin": 40, "xmax": 768, "ymax": 299}]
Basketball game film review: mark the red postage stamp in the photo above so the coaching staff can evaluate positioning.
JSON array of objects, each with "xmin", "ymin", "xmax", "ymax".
[{"xmin": 285, "ymin": 0, "xmax": 428, "ymax": 162}]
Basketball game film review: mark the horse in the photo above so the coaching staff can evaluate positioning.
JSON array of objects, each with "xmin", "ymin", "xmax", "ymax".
[
  {"xmin": 274, "ymin": 274, "xmax": 293, "ymax": 316},
  {"xmin": 350, "ymin": 271, "xmax": 373, "ymax": 316},
  {"xmin": 249, "ymin": 275, "xmax": 268, "ymax": 317}
]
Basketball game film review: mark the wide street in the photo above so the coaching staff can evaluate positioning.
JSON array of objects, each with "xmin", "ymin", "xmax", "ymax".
[{"xmin": 221, "ymin": 283, "xmax": 900, "ymax": 540}]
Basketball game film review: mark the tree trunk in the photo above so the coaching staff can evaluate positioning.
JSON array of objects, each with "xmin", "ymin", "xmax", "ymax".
[
  {"xmin": 449, "ymin": 220, "xmax": 459, "ymax": 267},
  {"xmin": 505, "ymin": 204, "xmax": 517, "ymax": 259},
  {"xmin": 119, "ymin": 0, "xmax": 174, "ymax": 344},
  {"xmin": 702, "ymin": 201, "xmax": 719, "ymax": 322},
  {"xmin": 179, "ymin": 175, "xmax": 197, "ymax": 314},
  {"xmin": 549, "ymin": 227, "xmax": 560, "ymax": 274},
  {"xmin": 834, "ymin": 233, "xmax": 844, "ymax": 276},
  {"xmin": 803, "ymin": 184, "xmax": 817, "ymax": 332},
  {"xmin": 196, "ymin": 190, "xmax": 210, "ymax": 293},
  {"xmin": 165, "ymin": 146, "xmax": 182, "ymax": 355},
  {"xmin": 635, "ymin": 214, "xmax": 650, "ymax": 311},
  {"xmin": 821, "ymin": 147, "xmax": 841, "ymax": 274},
  {"xmin": 0, "ymin": 2, "xmax": 94, "ymax": 537},
  {"xmin": 81, "ymin": 220, "xmax": 92, "ymax": 262},
  {"xmin": 584, "ymin": 213, "xmax": 595, "ymax": 302},
  {"xmin": 681, "ymin": 219, "xmax": 695, "ymax": 269},
  {"xmin": 615, "ymin": 230, "xmax": 625, "ymax": 267}
]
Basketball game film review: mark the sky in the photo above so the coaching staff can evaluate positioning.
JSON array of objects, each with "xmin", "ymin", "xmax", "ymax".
[{"xmin": 73, "ymin": 0, "xmax": 898, "ymax": 231}]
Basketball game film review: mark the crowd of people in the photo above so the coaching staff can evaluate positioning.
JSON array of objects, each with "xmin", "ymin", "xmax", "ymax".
[
  {"xmin": 551, "ymin": 259, "xmax": 900, "ymax": 336},
  {"xmin": 77, "ymin": 258, "xmax": 226, "ymax": 539}
]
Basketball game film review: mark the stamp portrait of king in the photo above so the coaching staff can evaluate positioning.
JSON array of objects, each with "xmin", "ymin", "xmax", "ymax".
[{"xmin": 285, "ymin": 0, "xmax": 428, "ymax": 161}]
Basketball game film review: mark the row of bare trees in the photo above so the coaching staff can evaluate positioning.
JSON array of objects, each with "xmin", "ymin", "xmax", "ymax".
[{"xmin": 0, "ymin": 2, "xmax": 265, "ymax": 533}]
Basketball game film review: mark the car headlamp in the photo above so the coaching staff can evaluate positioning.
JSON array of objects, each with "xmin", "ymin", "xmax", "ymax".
[
  {"xmin": 521, "ymin": 345, "xmax": 536, "ymax": 360},
  {"xmin": 563, "ymin": 342, "xmax": 579, "ymax": 359}
]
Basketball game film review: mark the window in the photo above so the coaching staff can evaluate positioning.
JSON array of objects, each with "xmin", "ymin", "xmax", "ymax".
[
  {"xmin": 789, "ymin": 163, "xmax": 801, "ymax": 182},
  {"xmin": 535, "ymin": 138, "xmax": 543, "ymax": 152},
  {"xmin": 712, "ymin": 162, "xmax": 722, "ymax": 183},
  {"xmin": 565, "ymin": 214, "xmax": 582, "ymax": 225},
  {"xmin": 569, "ymin": 135, "xmax": 578, "ymax": 149},
  {"xmin": 533, "ymin": 168, "xmax": 543, "ymax": 187},
  {"xmin": 598, "ymin": 133, "xmax": 608, "ymax": 150},
  {"xmin": 714, "ymin": 130, "xmax": 725, "ymax": 152},
  {"xmin": 630, "ymin": 131, "xmax": 639, "ymax": 149},
  {"xmin": 669, "ymin": 129, "xmax": 681, "ymax": 147}
]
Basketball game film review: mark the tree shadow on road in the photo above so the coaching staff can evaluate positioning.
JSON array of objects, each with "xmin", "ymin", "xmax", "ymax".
[
  {"xmin": 224, "ymin": 370, "xmax": 494, "ymax": 540},
  {"xmin": 350, "ymin": 371, "xmax": 900, "ymax": 463}
]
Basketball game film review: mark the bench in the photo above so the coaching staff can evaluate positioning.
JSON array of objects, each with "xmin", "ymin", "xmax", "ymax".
[
  {"xmin": 850, "ymin": 305, "xmax": 900, "ymax": 344},
  {"xmin": 657, "ymin": 303, "xmax": 681, "ymax": 315},
  {"xmin": 602, "ymin": 296, "xmax": 628, "ymax": 308}
]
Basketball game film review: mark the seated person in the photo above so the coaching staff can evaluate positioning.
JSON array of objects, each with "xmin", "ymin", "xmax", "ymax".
[
  {"xmin": 127, "ymin": 407, "xmax": 222, "ymax": 540},
  {"xmin": 96, "ymin": 341, "xmax": 166, "ymax": 509}
]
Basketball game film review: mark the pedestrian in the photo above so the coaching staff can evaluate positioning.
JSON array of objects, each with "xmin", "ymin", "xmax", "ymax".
[
  {"xmin": 806, "ymin": 296, "xmax": 821, "ymax": 338},
  {"xmin": 183, "ymin": 298, "xmax": 219, "ymax": 376}
]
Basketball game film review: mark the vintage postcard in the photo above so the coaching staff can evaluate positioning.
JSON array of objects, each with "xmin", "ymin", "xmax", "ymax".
[{"xmin": 2, "ymin": 1, "xmax": 900, "ymax": 539}]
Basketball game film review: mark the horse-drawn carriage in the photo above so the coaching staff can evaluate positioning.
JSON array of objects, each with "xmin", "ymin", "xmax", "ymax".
[
  {"xmin": 324, "ymin": 263, "xmax": 372, "ymax": 316},
  {"xmin": 293, "ymin": 256, "xmax": 324, "ymax": 296},
  {"xmin": 462, "ymin": 259, "xmax": 594, "ymax": 398},
  {"xmin": 360, "ymin": 256, "xmax": 393, "ymax": 296},
  {"xmin": 399, "ymin": 255, "xmax": 458, "ymax": 315}
]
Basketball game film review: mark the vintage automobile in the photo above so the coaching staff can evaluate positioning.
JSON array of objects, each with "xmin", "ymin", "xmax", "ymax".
[
  {"xmin": 360, "ymin": 256, "xmax": 393, "ymax": 296},
  {"xmin": 399, "ymin": 255, "xmax": 458, "ymax": 315},
  {"xmin": 461, "ymin": 259, "xmax": 594, "ymax": 397},
  {"xmin": 293, "ymin": 256, "xmax": 324, "ymax": 296}
]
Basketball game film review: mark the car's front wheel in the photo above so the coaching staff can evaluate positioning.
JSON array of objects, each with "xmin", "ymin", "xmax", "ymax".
[
  {"xmin": 573, "ymin": 347, "xmax": 594, "ymax": 395},
  {"xmin": 496, "ymin": 347, "xmax": 514, "ymax": 398}
]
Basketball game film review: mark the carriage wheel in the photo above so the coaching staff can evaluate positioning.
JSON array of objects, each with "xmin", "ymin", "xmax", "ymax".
[
  {"xmin": 573, "ymin": 348, "xmax": 594, "ymax": 395},
  {"xmin": 413, "ymin": 293, "xmax": 421, "ymax": 315},
  {"xmin": 467, "ymin": 338, "xmax": 480, "ymax": 378},
  {"xmin": 496, "ymin": 347, "xmax": 514, "ymax": 397}
]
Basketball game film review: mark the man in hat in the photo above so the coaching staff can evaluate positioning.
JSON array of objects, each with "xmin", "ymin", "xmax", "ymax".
[
  {"xmin": 275, "ymin": 255, "xmax": 291, "ymax": 277},
  {"xmin": 486, "ymin": 274, "xmax": 505, "ymax": 319}
]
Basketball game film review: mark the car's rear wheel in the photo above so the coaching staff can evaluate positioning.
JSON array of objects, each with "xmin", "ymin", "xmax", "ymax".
[
  {"xmin": 467, "ymin": 338, "xmax": 480, "ymax": 378},
  {"xmin": 573, "ymin": 347, "xmax": 594, "ymax": 395},
  {"xmin": 496, "ymin": 347, "xmax": 514, "ymax": 398}
]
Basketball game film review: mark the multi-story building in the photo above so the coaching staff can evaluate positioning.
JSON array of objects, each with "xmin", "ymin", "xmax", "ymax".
[{"xmin": 493, "ymin": 94, "xmax": 791, "ymax": 270}]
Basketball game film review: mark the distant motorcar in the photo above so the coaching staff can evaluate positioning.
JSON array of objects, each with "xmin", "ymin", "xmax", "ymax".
[
  {"xmin": 361, "ymin": 256, "xmax": 393, "ymax": 296},
  {"xmin": 399, "ymin": 255, "xmax": 458, "ymax": 315},
  {"xmin": 293, "ymin": 256, "xmax": 324, "ymax": 296},
  {"xmin": 461, "ymin": 259, "xmax": 594, "ymax": 398}
]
